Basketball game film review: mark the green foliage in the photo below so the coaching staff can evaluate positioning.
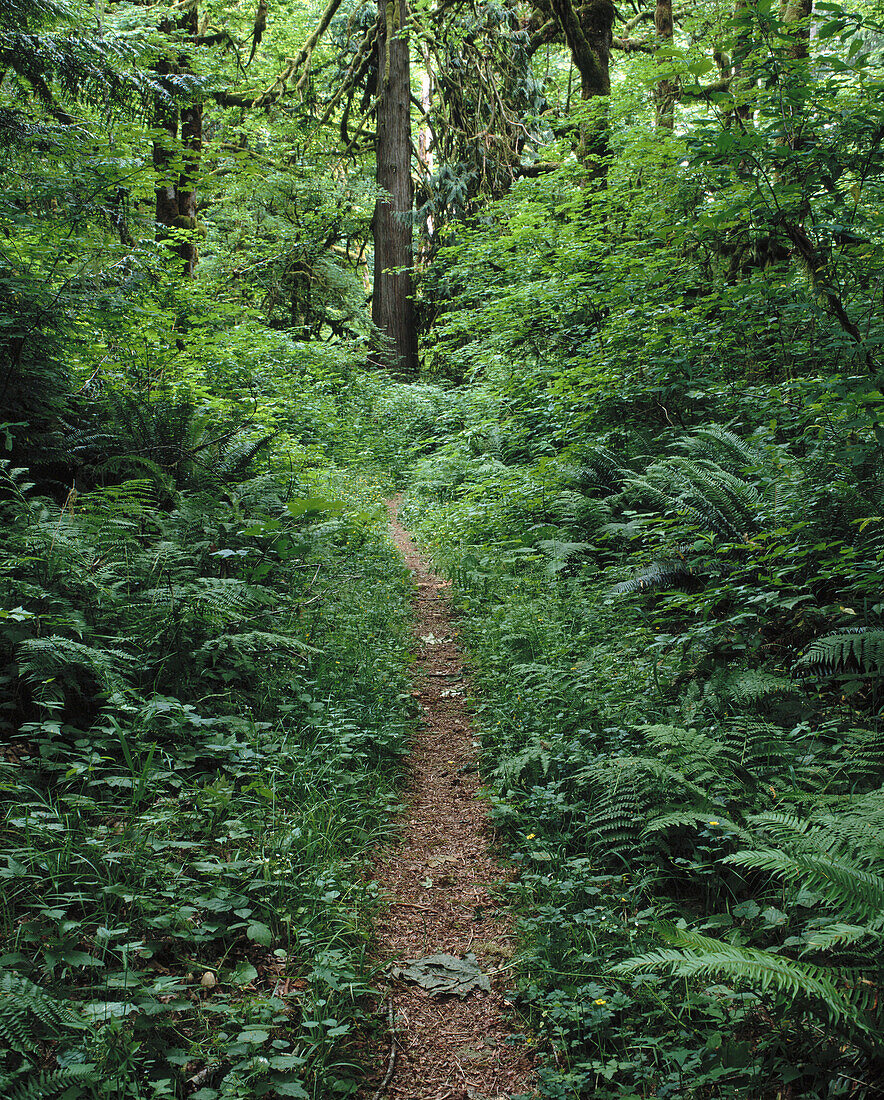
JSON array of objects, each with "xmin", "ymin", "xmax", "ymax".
[
  {"xmin": 402, "ymin": 383, "xmax": 884, "ymax": 1092},
  {"xmin": 0, "ymin": 970, "xmax": 97, "ymax": 1099},
  {"xmin": 5, "ymin": 0, "xmax": 884, "ymax": 1092},
  {"xmin": 797, "ymin": 629, "xmax": 884, "ymax": 677},
  {"xmin": 0, "ymin": 409, "xmax": 414, "ymax": 1097},
  {"xmin": 614, "ymin": 922, "xmax": 880, "ymax": 1049}
]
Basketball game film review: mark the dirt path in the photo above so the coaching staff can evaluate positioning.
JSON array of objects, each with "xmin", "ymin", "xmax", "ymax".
[{"xmin": 361, "ymin": 500, "xmax": 535, "ymax": 1100}]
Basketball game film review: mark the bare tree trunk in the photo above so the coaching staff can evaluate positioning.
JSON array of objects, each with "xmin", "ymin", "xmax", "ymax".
[
  {"xmin": 177, "ymin": 98, "xmax": 203, "ymax": 278},
  {"xmin": 779, "ymin": 0, "xmax": 812, "ymax": 149},
  {"xmin": 153, "ymin": 54, "xmax": 179, "ymax": 231},
  {"xmin": 371, "ymin": 0, "xmax": 419, "ymax": 377}
]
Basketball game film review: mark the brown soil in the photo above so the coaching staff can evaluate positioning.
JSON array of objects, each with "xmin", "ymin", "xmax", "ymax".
[{"xmin": 361, "ymin": 499, "xmax": 536, "ymax": 1100}]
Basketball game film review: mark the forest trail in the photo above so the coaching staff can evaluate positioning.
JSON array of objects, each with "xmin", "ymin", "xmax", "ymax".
[{"xmin": 362, "ymin": 499, "xmax": 535, "ymax": 1100}]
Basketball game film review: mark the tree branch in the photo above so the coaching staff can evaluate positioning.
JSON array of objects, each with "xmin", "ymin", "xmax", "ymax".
[{"xmin": 216, "ymin": 0, "xmax": 349, "ymax": 108}]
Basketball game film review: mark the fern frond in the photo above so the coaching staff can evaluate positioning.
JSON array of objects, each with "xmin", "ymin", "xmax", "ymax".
[
  {"xmin": 16, "ymin": 636, "xmax": 133, "ymax": 698},
  {"xmin": 804, "ymin": 922, "xmax": 874, "ymax": 951},
  {"xmin": 719, "ymin": 670, "xmax": 796, "ymax": 706},
  {"xmin": 797, "ymin": 629, "xmax": 884, "ymax": 676},
  {"xmin": 612, "ymin": 559, "xmax": 696, "ymax": 595},
  {"xmin": 675, "ymin": 459, "xmax": 762, "ymax": 536},
  {"xmin": 682, "ymin": 426, "xmax": 768, "ymax": 472},
  {"xmin": 0, "ymin": 971, "xmax": 84, "ymax": 1053},
  {"xmin": 843, "ymin": 731, "xmax": 884, "ymax": 783},
  {"xmin": 571, "ymin": 756, "xmax": 711, "ymax": 803},
  {"xmin": 573, "ymin": 446, "xmax": 630, "ymax": 494},
  {"xmin": 1, "ymin": 1064, "xmax": 97, "ymax": 1100},
  {"xmin": 613, "ymin": 923, "xmax": 880, "ymax": 1045},
  {"xmin": 623, "ymin": 473, "xmax": 675, "ymax": 516},
  {"xmin": 643, "ymin": 810, "xmax": 753, "ymax": 841},
  {"xmin": 813, "ymin": 789, "xmax": 884, "ymax": 857},
  {"xmin": 493, "ymin": 737, "xmax": 552, "ymax": 786},
  {"xmin": 743, "ymin": 811, "xmax": 813, "ymax": 844},
  {"xmin": 196, "ymin": 631, "xmax": 318, "ymax": 660},
  {"xmin": 723, "ymin": 847, "xmax": 884, "ymax": 924},
  {"xmin": 213, "ymin": 432, "xmax": 275, "ymax": 480},
  {"xmin": 567, "ymin": 755, "xmax": 715, "ymax": 858}
]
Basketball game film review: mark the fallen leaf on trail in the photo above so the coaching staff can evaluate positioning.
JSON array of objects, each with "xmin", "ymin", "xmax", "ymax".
[{"xmin": 391, "ymin": 952, "xmax": 491, "ymax": 998}]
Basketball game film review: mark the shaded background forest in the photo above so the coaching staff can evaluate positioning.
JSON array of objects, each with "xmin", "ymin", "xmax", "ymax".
[{"xmin": 3, "ymin": 0, "xmax": 884, "ymax": 1096}]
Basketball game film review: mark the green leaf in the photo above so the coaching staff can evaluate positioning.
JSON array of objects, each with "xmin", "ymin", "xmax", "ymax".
[
  {"xmin": 231, "ymin": 962, "xmax": 259, "ymax": 985},
  {"xmin": 273, "ymin": 1083, "xmax": 309, "ymax": 1098},
  {"xmin": 246, "ymin": 921, "xmax": 273, "ymax": 947}
]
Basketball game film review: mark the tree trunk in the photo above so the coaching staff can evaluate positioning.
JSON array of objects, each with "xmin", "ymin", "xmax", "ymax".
[
  {"xmin": 779, "ymin": 0, "xmax": 812, "ymax": 149},
  {"xmin": 371, "ymin": 0, "xmax": 419, "ymax": 377},
  {"xmin": 153, "ymin": 5, "xmax": 203, "ymax": 278},
  {"xmin": 654, "ymin": 0, "xmax": 676, "ymax": 130},
  {"xmin": 549, "ymin": 0, "xmax": 614, "ymax": 175},
  {"xmin": 731, "ymin": 0, "xmax": 754, "ymax": 127}
]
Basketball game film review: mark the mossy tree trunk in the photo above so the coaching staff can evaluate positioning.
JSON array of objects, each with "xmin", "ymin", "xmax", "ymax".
[
  {"xmin": 154, "ymin": 3, "xmax": 203, "ymax": 278},
  {"xmin": 654, "ymin": 0, "xmax": 676, "ymax": 130},
  {"xmin": 548, "ymin": 0, "xmax": 614, "ymax": 176}
]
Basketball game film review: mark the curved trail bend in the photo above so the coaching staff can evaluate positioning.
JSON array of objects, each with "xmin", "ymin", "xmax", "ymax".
[{"xmin": 363, "ymin": 500, "xmax": 535, "ymax": 1100}]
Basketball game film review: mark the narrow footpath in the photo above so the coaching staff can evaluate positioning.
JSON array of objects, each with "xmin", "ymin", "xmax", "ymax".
[{"xmin": 362, "ymin": 500, "xmax": 535, "ymax": 1100}]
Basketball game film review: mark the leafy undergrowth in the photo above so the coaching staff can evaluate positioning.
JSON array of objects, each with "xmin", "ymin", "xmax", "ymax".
[
  {"xmin": 402, "ymin": 400, "xmax": 884, "ymax": 1099},
  {"xmin": 0, "ymin": 445, "xmax": 413, "ymax": 1098}
]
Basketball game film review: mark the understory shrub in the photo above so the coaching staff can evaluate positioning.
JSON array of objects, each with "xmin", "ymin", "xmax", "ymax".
[
  {"xmin": 0, "ymin": 433, "xmax": 413, "ymax": 1099},
  {"xmin": 403, "ymin": 412, "xmax": 884, "ymax": 1098}
]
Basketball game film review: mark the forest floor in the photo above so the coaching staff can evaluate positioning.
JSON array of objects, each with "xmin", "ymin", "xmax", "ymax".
[{"xmin": 359, "ymin": 499, "xmax": 535, "ymax": 1100}]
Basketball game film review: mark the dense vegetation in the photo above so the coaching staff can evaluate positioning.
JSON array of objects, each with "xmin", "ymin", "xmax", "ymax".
[{"xmin": 3, "ymin": 0, "xmax": 884, "ymax": 1096}]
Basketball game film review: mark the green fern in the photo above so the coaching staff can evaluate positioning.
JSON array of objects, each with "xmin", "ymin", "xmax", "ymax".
[
  {"xmin": 612, "ymin": 558, "xmax": 696, "ymax": 595},
  {"xmin": 493, "ymin": 736, "xmax": 552, "ymax": 786},
  {"xmin": 0, "ymin": 972, "xmax": 96, "ymax": 1097},
  {"xmin": 572, "ymin": 446, "xmax": 631, "ymax": 494},
  {"xmin": 0, "ymin": 1065, "xmax": 97, "ymax": 1100},
  {"xmin": 734, "ymin": 846, "xmax": 884, "ymax": 924},
  {"xmin": 814, "ymin": 789, "xmax": 884, "ymax": 856},
  {"xmin": 670, "ymin": 457, "xmax": 763, "ymax": 536},
  {"xmin": 843, "ymin": 731, "xmax": 884, "ymax": 783},
  {"xmin": 796, "ymin": 628, "xmax": 884, "ymax": 676},
  {"xmin": 626, "ymin": 457, "xmax": 762, "ymax": 540},
  {"xmin": 0, "ymin": 462, "xmax": 37, "ymax": 505},
  {"xmin": 713, "ymin": 669, "xmax": 796, "ymax": 707},
  {"xmin": 718, "ymin": 797, "xmax": 884, "ymax": 917},
  {"xmin": 642, "ymin": 809, "xmax": 753, "ymax": 841},
  {"xmin": 196, "ymin": 630, "xmax": 318, "ymax": 661},
  {"xmin": 681, "ymin": 425, "xmax": 769, "ymax": 473},
  {"xmin": 16, "ymin": 635, "xmax": 134, "ymax": 702},
  {"xmin": 568, "ymin": 755, "xmax": 711, "ymax": 857},
  {"xmin": 640, "ymin": 720, "xmax": 793, "ymax": 791},
  {"xmin": 0, "ymin": 971, "xmax": 80, "ymax": 1054},
  {"xmin": 613, "ymin": 922, "xmax": 882, "ymax": 1050}
]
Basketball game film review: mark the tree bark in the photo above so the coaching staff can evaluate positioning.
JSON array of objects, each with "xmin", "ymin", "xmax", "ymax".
[
  {"xmin": 654, "ymin": 0, "xmax": 676, "ymax": 130},
  {"xmin": 153, "ymin": 4, "xmax": 203, "ymax": 278},
  {"xmin": 371, "ymin": 0, "xmax": 419, "ymax": 377},
  {"xmin": 731, "ymin": 0, "xmax": 754, "ymax": 127},
  {"xmin": 548, "ymin": 0, "xmax": 614, "ymax": 175},
  {"xmin": 779, "ymin": 0, "xmax": 812, "ymax": 149}
]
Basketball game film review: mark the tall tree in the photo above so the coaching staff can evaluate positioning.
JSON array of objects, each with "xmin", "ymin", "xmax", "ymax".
[
  {"xmin": 548, "ymin": 0, "xmax": 615, "ymax": 172},
  {"xmin": 154, "ymin": 2, "xmax": 203, "ymax": 277},
  {"xmin": 654, "ymin": 0, "xmax": 675, "ymax": 129},
  {"xmin": 371, "ymin": 0, "xmax": 419, "ymax": 376}
]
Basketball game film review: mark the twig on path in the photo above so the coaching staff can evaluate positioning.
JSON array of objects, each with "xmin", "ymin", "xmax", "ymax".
[{"xmin": 370, "ymin": 999, "xmax": 397, "ymax": 1100}]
